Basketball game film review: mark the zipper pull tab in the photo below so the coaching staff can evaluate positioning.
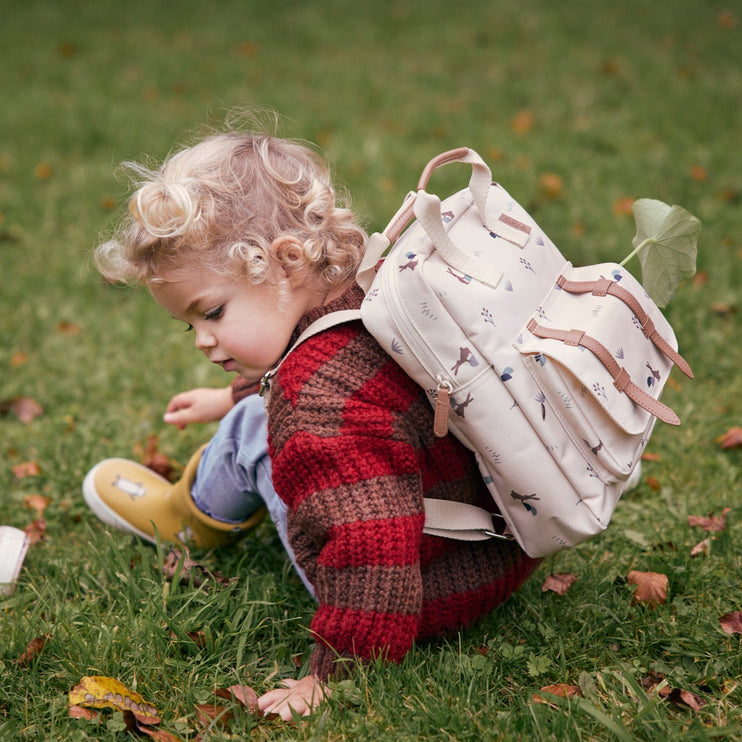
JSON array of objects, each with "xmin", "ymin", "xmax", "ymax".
[{"xmin": 433, "ymin": 376, "xmax": 452, "ymax": 438}]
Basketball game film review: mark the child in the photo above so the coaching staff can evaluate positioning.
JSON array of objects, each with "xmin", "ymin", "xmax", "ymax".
[{"xmin": 83, "ymin": 127, "xmax": 539, "ymax": 719}]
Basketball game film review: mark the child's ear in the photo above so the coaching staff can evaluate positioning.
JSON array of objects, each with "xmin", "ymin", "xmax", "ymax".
[{"xmin": 271, "ymin": 235, "xmax": 306, "ymax": 284}]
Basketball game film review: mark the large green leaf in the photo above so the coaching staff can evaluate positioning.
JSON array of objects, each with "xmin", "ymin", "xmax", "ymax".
[{"xmin": 624, "ymin": 198, "xmax": 701, "ymax": 308}]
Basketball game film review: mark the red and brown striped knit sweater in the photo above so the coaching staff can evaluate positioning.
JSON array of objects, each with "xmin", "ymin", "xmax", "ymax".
[{"xmin": 264, "ymin": 284, "xmax": 538, "ymax": 681}]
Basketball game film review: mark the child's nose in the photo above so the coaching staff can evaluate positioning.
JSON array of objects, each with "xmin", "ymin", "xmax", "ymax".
[{"xmin": 195, "ymin": 326, "xmax": 217, "ymax": 351}]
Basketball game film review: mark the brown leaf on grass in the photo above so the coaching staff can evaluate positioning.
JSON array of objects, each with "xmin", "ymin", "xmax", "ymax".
[
  {"xmin": 135, "ymin": 724, "xmax": 185, "ymax": 741},
  {"xmin": 141, "ymin": 434, "xmax": 175, "ymax": 481},
  {"xmin": 539, "ymin": 173, "xmax": 563, "ymax": 200},
  {"xmin": 710, "ymin": 302, "xmax": 737, "ymax": 317},
  {"xmin": 645, "ymin": 476, "xmax": 661, "ymax": 491},
  {"xmin": 218, "ymin": 685, "xmax": 260, "ymax": 712},
  {"xmin": 10, "ymin": 351, "xmax": 29, "ymax": 367},
  {"xmin": 690, "ymin": 165, "xmax": 708, "ymax": 182},
  {"xmin": 641, "ymin": 672, "xmax": 705, "ymax": 712},
  {"xmin": 666, "ymin": 688, "xmax": 706, "ymax": 712},
  {"xmin": 600, "ymin": 59, "xmax": 621, "ymax": 76},
  {"xmin": 627, "ymin": 570, "xmax": 668, "ymax": 607},
  {"xmin": 69, "ymin": 705, "xmax": 101, "ymax": 720},
  {"xmin": 24, "ymin": 519, "xmax": 46, "ymax": 545},
  {"xmin": 162, "ymin": 548, "xmax": 237, "ymax": 589},
  {"xmin": 16, "ymin": 634, "xmax": 50, "ymax": 666},
  {"xmin": 718, "ymin": 11, "xmax": 737, "ymax": 29},
  {"xmin": 511, "ymin": 110, "xmax": 534, "ymax": 134},
  {"xmin": 716, "ymin": 426, "xmax": 742, "ymax": 449},
  {"xmin": 195, "ymin": 704, "xmax": 232, "ymax": 729},
  {"xmin": 688, "ymin": 508, "xmax": 731, "ymax": 532},
  {"xmin": 56, "ymin": 321, "xmax": 80, "ymax": 335},
  {"xmin": 34, "ymin": 162, "xmax": 53, "ymax": 180},
  {"xmin": 640, "ymin": 670, "xmax": 665, "ymax": 692},
  {"xmin": 692, "ymin": 270, "xmax": 709, "ymax": 288},
  {"xmin": 719, "ymin": 611, "xmax": 742, "ymax": 635},
  {"xmin": 13, "ymin": 461, "xmax": 41, "ymax": 478},
  {"xmin": 0, "ymin": 397, "xmax": 44, "ymax": 423},
  {"xmin": 23, "ymin": 494, "xmax": 51, "ymax": 517},
  {"xmin": 641, "ymin": 452, "xmax": 661, "ymax": 462},
  {"xmin": 533, "ymin": 684, "xmax": 582, "ymax": 707},
  {"xmin": 541, "ymin": 573, "xmax": 577, "ymax": 595},
  {"xmin": 68, "ymin": 675, "xmax": 161, "ymax": 725},
  {"xmin": 613, "ymin": 196, "xmax": 635, "ymax": 216},
  {"xmin": 690, "ymin": 537, "xmax": 713, "ymax": 557}
]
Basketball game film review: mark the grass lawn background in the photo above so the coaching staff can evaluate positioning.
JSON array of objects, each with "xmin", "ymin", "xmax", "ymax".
[{"xmin": 1, "ymin": 0, "xmax": 741, "ymax": 739}]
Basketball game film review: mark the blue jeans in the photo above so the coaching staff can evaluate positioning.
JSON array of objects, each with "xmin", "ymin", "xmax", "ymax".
[{"xmin": 191, "ymin": 394, "xmax": 314, "ymax": 595}]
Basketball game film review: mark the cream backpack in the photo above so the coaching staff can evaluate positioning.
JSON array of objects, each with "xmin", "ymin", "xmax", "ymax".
[{"xmin": 269, "ymin": 148, "xmax": 693, "ymax": 558}]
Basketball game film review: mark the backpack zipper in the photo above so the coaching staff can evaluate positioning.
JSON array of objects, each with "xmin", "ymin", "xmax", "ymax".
[{"xmin": 378, "ymin": 255, "xmax": 455, "ymax": 437}]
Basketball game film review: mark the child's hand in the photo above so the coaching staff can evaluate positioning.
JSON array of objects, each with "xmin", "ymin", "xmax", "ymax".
[
  {"xmin": 257, "ymin": 675, "xmax": 329, "ymax": 721},
  {"xmin": 163, "ymin": 386, "xmax": 234, "ymax": 429}
]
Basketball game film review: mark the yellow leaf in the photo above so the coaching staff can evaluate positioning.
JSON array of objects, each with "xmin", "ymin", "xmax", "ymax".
[{"xmin": 68, "ymin": 676, "xmax": 161, "ymax": 725}]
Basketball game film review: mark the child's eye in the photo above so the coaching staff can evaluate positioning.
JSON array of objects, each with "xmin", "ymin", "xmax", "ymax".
[{"xmin": 204, "ymin": 306, "xmax": 224, "ymax": 321}]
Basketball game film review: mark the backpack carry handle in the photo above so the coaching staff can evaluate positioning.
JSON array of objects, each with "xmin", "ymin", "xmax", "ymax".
[
  {"xmin": 416, "ymin": 147, "xmax": 492, "ymax": 219},
  {"xmin": 413, "ymin": 148, "xmax": 502, "ymax": 287},
  {"xmin": 357, "ymin": 148, "xmax": 501, "ymax": 292}
]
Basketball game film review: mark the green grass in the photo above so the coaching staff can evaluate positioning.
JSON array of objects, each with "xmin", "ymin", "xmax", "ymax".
[{"xmin": 1, "ymin": 0, "xmax": 741, "ymax": 739}]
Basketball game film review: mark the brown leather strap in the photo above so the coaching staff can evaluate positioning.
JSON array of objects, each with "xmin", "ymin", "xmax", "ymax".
[
  {"xmin": 526, "ymin": 319, "xmax": 681, "ymax": 426},
  {"xmin": 556, "ymin": 276, "xmax": 693, "ymax": 379}
]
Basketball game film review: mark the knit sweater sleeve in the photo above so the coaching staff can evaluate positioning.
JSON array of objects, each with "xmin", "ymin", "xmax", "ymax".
[{"xmin": 267, "ymin": 322, "xmax": 429, "ymax": 681}]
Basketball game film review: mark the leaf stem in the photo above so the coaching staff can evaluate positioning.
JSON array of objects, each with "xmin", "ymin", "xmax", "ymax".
[{"xmin": 619, "ymin": 237, "xmax": 655, "ymax": 267}]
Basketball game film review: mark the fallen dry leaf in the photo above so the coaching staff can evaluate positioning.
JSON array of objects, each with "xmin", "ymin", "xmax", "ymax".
[
  {"xmin": 688, "ymin": 508, "xmax": 731, "ymax": 532},
  {"xmin": 23, "ymin": 494, "xmax": 51, "ymax": 517},
  {"xmin": 641, "ymin": 672, "xmax": 705, "ymax": 712},
  {"xmin": 16, "ymin": 634, "xmax": 50, "ymax": 667},
  {"xmin": 217, "ymin": 685, "xmax": 260, "ymax": 713},
  {"xmin": 690, "ymin": 537, "xmax": 712, "ymax": 557},
  {"xmin": 34, "ymin": 162, "xmax": 53, "ymax": 180},
  {"xmin": 539, "ymin": 172, "xmax": 563, "ymax": 200},
  {"xmin": 666, "ymin": 687, "xmax": 706, "ymax": 712},
  {"xmin": 627, "ymin": 570, "xmax": 668, "ymax": 607},
  {"xmin": 0, "ymin": 397, "xmax": 44, "ymax": 423},
  {"xmin": 10, "ymin": 351, "xmax": 29, "ymax": 367},
  {"xmin": 533, "ymin": 684, "xmax": 582, "ymax": 707},
  {"xmin": 716, "ymin": 426, "xmax": 742, "ymax": 449},
  {"xmin": 13, "ymin": 461, "xmax": 41, "ymax": 478},
  {"xmin": 135, "ymin": 725, "xmax": 185, "ymax": 741},
  {"xmin": 24, "ymin": 519, "xmax": 46, "ymax": 545},
  {"xmin": 162, "ymin": 548, "xmax": 236, "ymax": 589},
  {"xmin": 69, "ymin": 705, "xmax": 100, "ymax": 720},
  {"xmin": 195, "ymin": 704, "xmax": 232, "ymax": 729},
  {"xmin": 69, "ymin": 675, "xmax": 161, "ymax": 725},
  {"xmin": 719, "ymin": 611, "xmax": 742, "ymax": 635},
  {"xmin": 718, "ymin": 10, "xmax": 737, "ymax": 29},
  {"xmin": 710, "ymin": 302, "xmax": 737, "ymax": 318},
  {"xmin": 141, "ymin": 434, "xmax": 175, "ymax": 481},
  {"xmin": 692, "ymin": 270, "xmax": 709, "ymax": 288},
  {"xmin": 645, "ymin": 476, "xmax": 661, "ymax": 491},
  {"xmin": 613, "ymin": 196, "xmax": 635, "ymax": 216},
  {"xmin": 690, "ymin": 164, "xmax": 708, "ymax": 183},
  {"xmin": 511, "ymin": 110, "xmax": 534, "ymax": 134},
  {"xmin": 641, "ymin": 452, "xmax": 661, "ymax": 462},
  {"xmin": 541, "ymin": 573, "xmax": 577, "ymax": 595},
  {"xmin": 56, "ymin": 321, "xmax": 80, "ymax": 335}
]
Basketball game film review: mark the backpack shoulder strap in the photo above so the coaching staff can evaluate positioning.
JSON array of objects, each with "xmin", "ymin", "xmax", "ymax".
[{"xmin": 259, "ymin": 309, "xmax": 362, "ymax": 396}]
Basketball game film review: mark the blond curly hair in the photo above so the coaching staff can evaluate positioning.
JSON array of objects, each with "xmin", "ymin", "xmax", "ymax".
[{"xmin": 95, "ymin": 130, "xmax": 367, "ymax": 294}]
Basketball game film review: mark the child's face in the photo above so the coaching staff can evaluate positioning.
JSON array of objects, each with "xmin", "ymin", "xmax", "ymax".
[{"xmin": 149, "ymin": 265, "xmax": 322, "ymax": 383}]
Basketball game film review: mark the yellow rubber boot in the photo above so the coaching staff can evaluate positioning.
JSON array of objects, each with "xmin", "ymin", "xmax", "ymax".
[{"xmin": 82, "ymin": 445, "xmax": 266, "ymax": 548}]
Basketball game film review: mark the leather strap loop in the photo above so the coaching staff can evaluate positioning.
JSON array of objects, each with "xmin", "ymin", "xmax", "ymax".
[
  {"xmin": 527, "ymin": 322, "xmax": 681, "ymax": 426},
  {"xmin": 557, "ymin": 276, "xmax": 693, "ymax": 379}
]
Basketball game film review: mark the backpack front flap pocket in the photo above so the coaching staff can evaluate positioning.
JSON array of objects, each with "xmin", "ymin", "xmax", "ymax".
[{"xmin": 515, "ymin": 263, "xmax": 686, "ymax": 480}]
